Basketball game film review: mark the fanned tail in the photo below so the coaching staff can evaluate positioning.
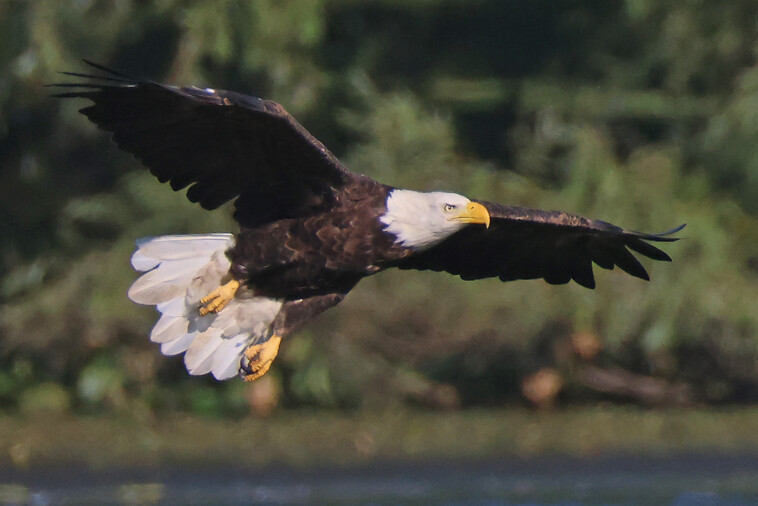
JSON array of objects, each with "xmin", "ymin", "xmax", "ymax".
[{"xmin": 128, "ymin": 234, "xmax": 282, "ymax": 380}]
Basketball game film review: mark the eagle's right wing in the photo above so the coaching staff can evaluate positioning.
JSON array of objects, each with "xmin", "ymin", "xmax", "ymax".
[{"xmin": 51, "ymin": 61, "xmax": 365, "ymax": 228}]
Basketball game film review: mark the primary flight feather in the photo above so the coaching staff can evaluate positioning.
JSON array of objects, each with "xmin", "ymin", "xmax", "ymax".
[{"xmin": 52, "ymin": 61, "xmax": 683, "ymax": 381}]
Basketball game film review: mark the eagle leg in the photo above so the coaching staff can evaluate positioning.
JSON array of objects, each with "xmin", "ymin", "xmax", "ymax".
[
  {"xmin": 239, "ymin": 335, "xmax": 282, "ymax": 381},
  {"xmin": 198, "ymin": 279, "xmax": 241, "ymax": 316}
]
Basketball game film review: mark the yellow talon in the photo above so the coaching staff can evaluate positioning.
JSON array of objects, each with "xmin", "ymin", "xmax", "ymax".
[
  {"xmin": 241, "ymin": 335, "xmax": 282, "ymax": 382},
  {"xmin": 198, "ymin": 279, "xmax": 240, "ymax": 316}
]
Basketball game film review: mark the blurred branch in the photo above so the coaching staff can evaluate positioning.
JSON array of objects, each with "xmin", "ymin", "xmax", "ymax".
[{"xmin": 578, "ymin": 365, "xmax": 694, "ymax": 406}]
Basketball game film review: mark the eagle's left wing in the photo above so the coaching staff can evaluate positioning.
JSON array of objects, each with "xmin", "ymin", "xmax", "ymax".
[{"xmin": 395, "ymin": 201, "xmax": 684, "ymax": 288}]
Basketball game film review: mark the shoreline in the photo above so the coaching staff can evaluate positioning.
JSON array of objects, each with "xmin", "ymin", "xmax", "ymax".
[{"xmin": 3, "ymin": 406, "xmax": 758, "ymax": 472}]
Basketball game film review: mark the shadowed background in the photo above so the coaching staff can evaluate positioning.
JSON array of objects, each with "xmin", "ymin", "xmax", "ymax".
[{"xmin": 2, "ymin": 0, "xmax": 758, "ymax": 476}]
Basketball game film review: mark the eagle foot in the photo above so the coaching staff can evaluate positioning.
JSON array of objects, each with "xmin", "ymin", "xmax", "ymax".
[
  {"xmin": 239, "ymin": 335, "xmax": 282, "ymax": 382},
  {"xmin": 198, "ymin": 279, "xmax": 241, "ymax": 316}
]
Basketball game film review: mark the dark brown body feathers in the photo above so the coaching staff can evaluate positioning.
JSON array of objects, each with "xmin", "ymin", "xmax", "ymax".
[{"xmin": 229, "ymin": 179, "xmax": 409, "ymax": 299}]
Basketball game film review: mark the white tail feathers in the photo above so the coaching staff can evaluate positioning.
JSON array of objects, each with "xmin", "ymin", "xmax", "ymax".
[{"xmin": 128, "ymin": 234, "xmax": 283, "ymax": 380}]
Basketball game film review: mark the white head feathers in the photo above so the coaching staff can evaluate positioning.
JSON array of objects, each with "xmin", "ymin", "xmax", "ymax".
[{"xmin": 380, "ymin": 190, "xmax": 474, "ymax": 250}]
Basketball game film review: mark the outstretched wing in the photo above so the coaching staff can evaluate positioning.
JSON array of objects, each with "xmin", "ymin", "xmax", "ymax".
[
  {"xmin": 396, "ymin": 201, "xmax": 685, "ymax": 288},
  {"xmin": 50, "ymin": 61, "xmax": 364, "ymax": 227}
]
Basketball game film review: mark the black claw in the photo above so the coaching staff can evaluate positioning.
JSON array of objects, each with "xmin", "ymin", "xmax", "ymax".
[{"xmin": 239, "ymin": 356, "xmax": 253, "ymax": 378}]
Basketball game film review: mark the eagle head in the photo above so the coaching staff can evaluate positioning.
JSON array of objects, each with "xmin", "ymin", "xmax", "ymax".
[{"xmin": 380, "ymin": 190, "xmax": 490, "ymax": 250}]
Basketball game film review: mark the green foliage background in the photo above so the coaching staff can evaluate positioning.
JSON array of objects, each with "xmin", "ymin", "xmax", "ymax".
[{"xmin": 2, "ymin": 0, "xmax": 758, "ymax": 417}]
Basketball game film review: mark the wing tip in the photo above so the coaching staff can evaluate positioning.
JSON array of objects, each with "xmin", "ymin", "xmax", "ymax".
[
  {"xmin": 633, "ymin": 223, "xmax": 687, "ymax": 242},
  {"xmin": 48, "ymin": 60, "xmax": 145, "ymax": 96},
  {"xmin": 573, "ymin": 275, "xmax": 596, "ymax": 289},
  {"xmin": 81, "ymin": 59, "xmax": 132, "ymax": 79},
  {"xmin": 634, "ymin": 267, "xmax": 651, "ymax": 282}
]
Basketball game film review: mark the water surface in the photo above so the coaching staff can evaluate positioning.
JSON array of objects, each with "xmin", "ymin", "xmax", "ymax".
[{"xmin": 4, "ymin": 453, "xmax": 758, "ymax": 505}]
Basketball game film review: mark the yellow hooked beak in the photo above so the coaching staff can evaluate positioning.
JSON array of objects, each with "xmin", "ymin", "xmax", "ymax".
[{"xmin": 450, "ymin": 201, "xmax": 490, "ymax": 228}]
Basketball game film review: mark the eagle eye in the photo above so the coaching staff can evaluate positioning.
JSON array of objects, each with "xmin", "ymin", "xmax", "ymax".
[{"xmin": 443, "ymin": 204, "xmax": 456, "ymax": 213}]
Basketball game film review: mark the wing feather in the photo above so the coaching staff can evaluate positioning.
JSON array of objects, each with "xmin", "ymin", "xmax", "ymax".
[
  {"xmin": 50, "ymin": 61, "xmax": 363, "ymax": 226},
  {"xmin": 396, "ymin": 201, "xmax": 683, "ymax": 288},
  {"xmin": 625, "ymin": 237, "xmax": 673, "ymax": 261}
]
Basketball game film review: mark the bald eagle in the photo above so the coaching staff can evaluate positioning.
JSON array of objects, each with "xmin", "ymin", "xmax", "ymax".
[{"xmin": 52, "ymin": 61, "xmax": 683, "ymax": 381}]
